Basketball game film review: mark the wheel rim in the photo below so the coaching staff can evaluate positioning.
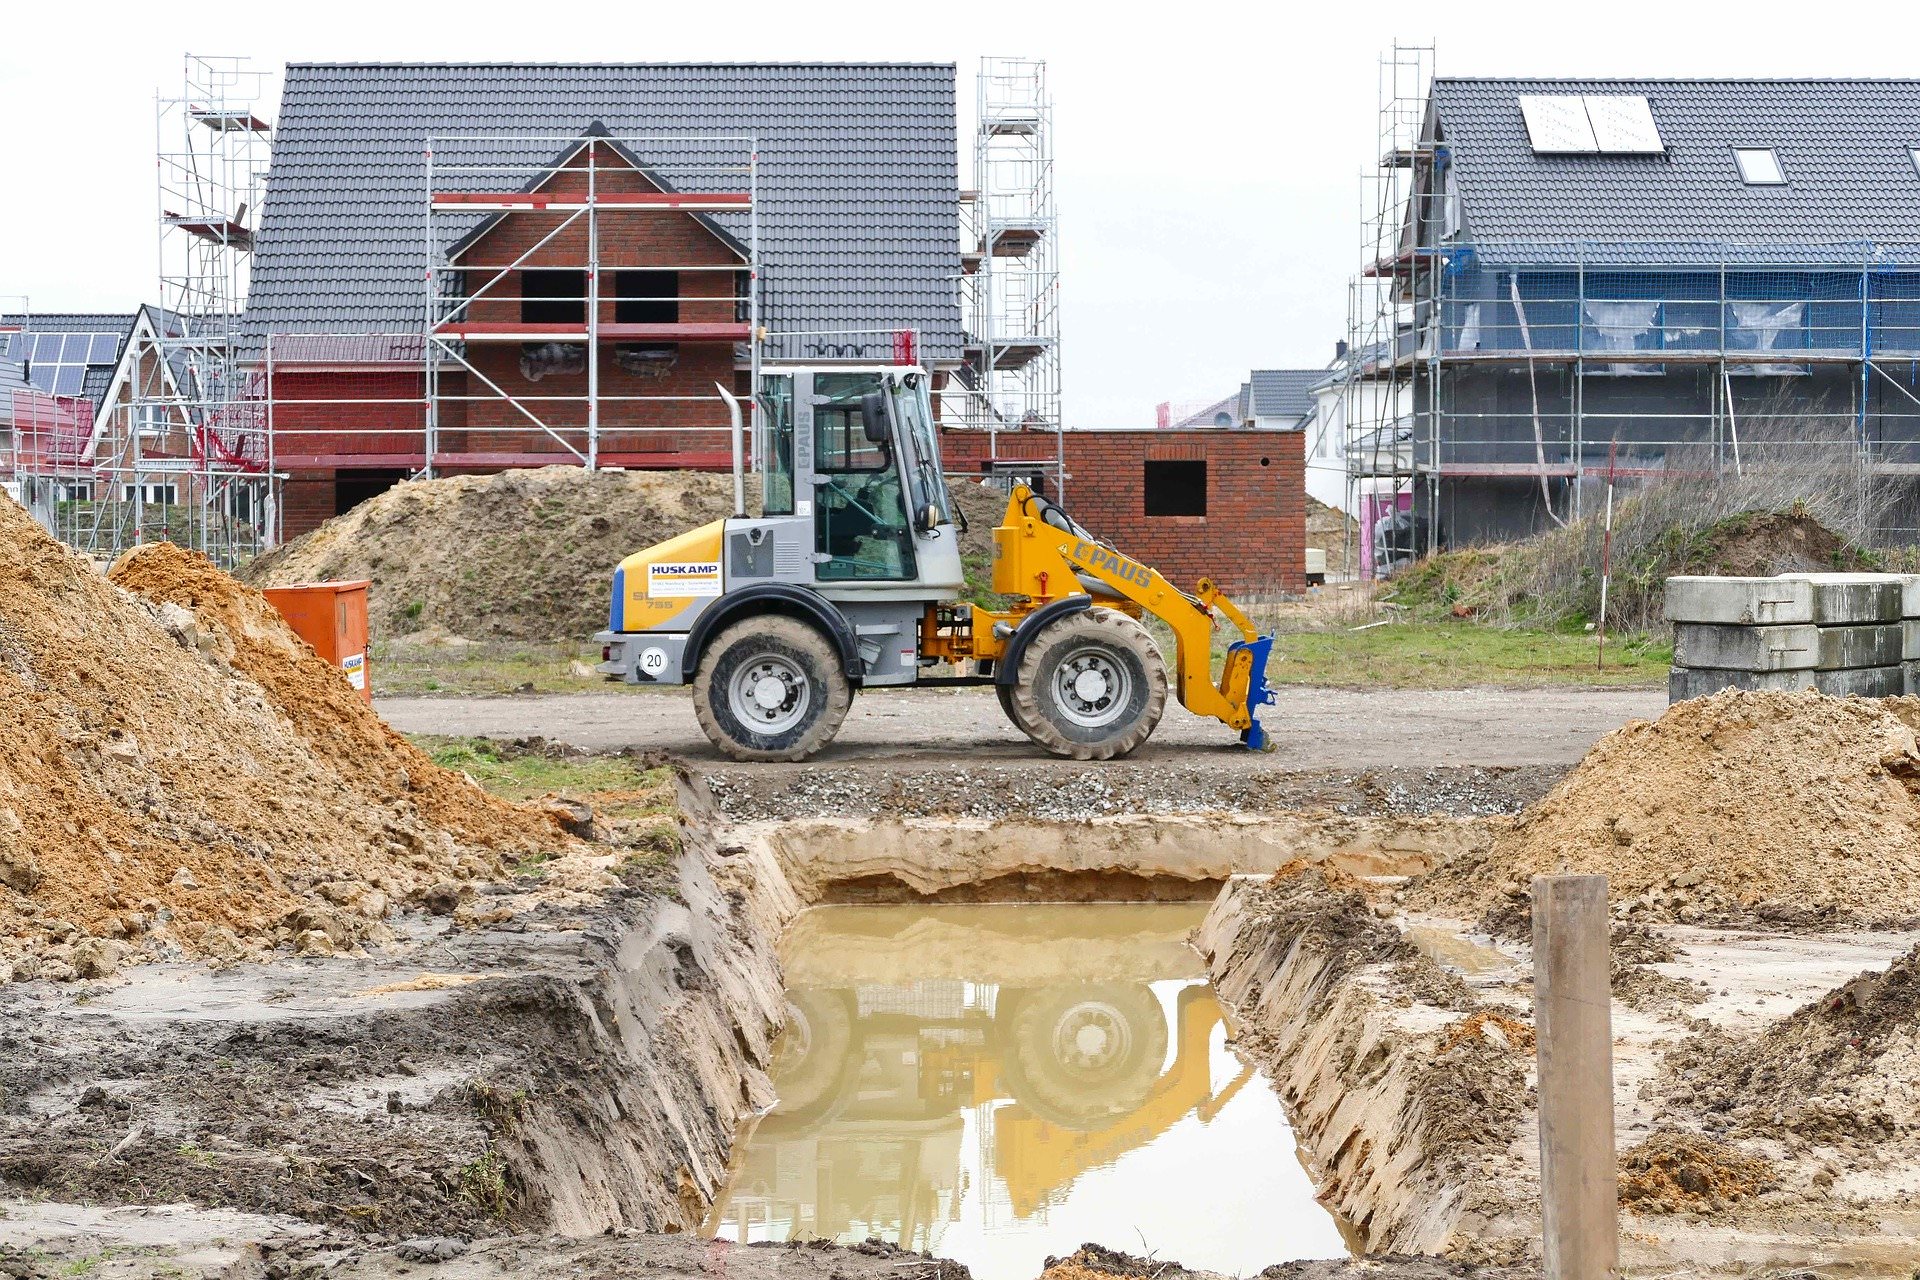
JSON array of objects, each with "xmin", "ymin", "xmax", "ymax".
[
  {"xmin": 728, "ymin": 652, "xmax": 812, "ymax": 735},
  {"xmin": 1049, "ymin": 644, "xmax": 1133, "ymax": 729},
  {"xmin": 1050, "ymin": 999, "xmax": 1133, "ymax": 1078}
]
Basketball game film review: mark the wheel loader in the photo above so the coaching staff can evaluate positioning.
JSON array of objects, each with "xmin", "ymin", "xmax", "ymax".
[{"xmin": 594, "ymin": 364, "xmax": 1280, "ymax": 762}]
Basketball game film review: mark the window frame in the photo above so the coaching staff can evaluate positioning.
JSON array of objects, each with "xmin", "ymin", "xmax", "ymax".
[
  {"xmin": 1142, "ymin": 459, "xmax": 1209, "ymax": 518},
  {"xmin": 520, "ymin": 268, "xmax": 587, "ymax": 325},
  {"xmin": 1733, "ymin": 147, "xmax": 1786, "ymax": 186}
]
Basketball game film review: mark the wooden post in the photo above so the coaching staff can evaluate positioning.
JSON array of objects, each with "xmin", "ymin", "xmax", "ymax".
[{"xmin": 1533, "ymin": 874, "xmax": 1618, "ymax": 1279}]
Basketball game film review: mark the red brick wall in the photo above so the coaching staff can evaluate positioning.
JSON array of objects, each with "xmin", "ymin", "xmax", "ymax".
[
  {"xmin": 941, "ymin": 428, "xmax": 1306, "ymax": 593},
  {"xmin": 282, "ymin": 473, "xmax": 336, "ymax": 538}
]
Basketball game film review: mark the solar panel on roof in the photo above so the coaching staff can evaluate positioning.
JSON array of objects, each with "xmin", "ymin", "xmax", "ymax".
[
  {"xmin": 1585, "ymin": 96, "xmax": 1664, "ymax": 153},
  {"xmin": 1519, "ymin": 95, "xmax": 1598, "ymax": 153},
  {"xmin": 89, "ymin": 334, "xmax": 120, "ymax": 362}
]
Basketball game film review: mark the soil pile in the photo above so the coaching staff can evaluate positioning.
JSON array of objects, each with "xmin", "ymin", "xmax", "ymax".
[
  {"xmin": 1389, "ymin": 503, "xmax": 1871, "ymax": 633},
  {"xmin": 243, "ymin": 466, "xmax": 1009, "ymax": 641},
  {"xmin": 0, "ymin": 505, "xmax": 566, "ymax": 977},
  {"xmin": 1617, "ymin": 1132, "xmax": 1774, "ymax": 1213},
  {"xmin": 1306, "ymin": 497, "xmax": 1358, "ymax": 578},
  {"xmin": 1662, "ymin": 943, "xmax": 1920, "ymax": 1142},
  {"xmin": 1410, "ymin": 690, "xmax": 1920, "ymax": 925}
]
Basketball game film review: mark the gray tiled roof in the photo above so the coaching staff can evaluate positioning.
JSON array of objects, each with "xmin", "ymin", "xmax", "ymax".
[
  {"xmin": 1247, "ymin": 369, "xmax": 1319, "ymax": 420},
  {"xmin": 0, "ymin": 313, "xmax": 136, "ymax": 335},
  {"xmin": 1433, "ymin": 78, "xmax": 1920, "ymax": 265},
  {"xmin": 0, "ymin": 313, "xmax": 136, "ymax": 413},
  {"xmin": 246, "ymin": 63, "xmax": 965, "ymax": 364}
]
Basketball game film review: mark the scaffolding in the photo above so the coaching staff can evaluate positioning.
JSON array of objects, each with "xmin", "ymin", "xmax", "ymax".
[
  {"xmin": 18, "ymin": 56, "xmax": 276, "ymax": 567},
  {"xmin": 1343, "ymin": 44, "xmax": 1920, "ymax": 573},
  {"xmin": 419, "ymin": 133, "xmax": 759, "ymax": 476},
  {"xmin": 952, "ymin": 57, "xmax": 1065, "ymax": 496}
]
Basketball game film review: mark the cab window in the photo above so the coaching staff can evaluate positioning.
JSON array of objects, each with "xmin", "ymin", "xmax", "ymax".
[{"xmin": 813, "ymin": 372, "xmax": 914, "ymax": 581}]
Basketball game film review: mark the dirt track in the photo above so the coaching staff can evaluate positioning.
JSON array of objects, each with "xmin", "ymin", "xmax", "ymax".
[{"xmin": 380, "ymin": 685, "xmax": 1665, "ymax": 771}]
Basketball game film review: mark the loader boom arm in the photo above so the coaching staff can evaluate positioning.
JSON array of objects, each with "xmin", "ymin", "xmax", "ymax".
[{"xmin": 981, "ymin": 486, "xmax": 1278, "ymax": 746}]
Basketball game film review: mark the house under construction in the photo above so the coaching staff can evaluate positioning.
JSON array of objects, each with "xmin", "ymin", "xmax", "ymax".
[{"xmin": 1347, "ymin": 45, "xmax": 1920, "ymax": 564}]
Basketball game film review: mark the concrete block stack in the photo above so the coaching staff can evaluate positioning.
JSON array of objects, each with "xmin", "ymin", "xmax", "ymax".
[{"xmin": 1664, "ymin": 572, "xmax": 1920, "ymax": 703}]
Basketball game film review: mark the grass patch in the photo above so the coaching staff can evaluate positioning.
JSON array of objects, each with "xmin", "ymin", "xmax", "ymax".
[
  {"xmin": 415, "ymin": 736, "xmax": 673, "ymax": 803},
  {"xmin": 1264, "ymin": 621, "xmax": 1669, "ymax": 689},
  {"xmin": 372, "ymin": 640, "xmax": 662, "ymax": 698}
]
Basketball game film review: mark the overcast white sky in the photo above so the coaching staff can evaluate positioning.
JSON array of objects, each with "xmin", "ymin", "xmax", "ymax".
[{"xmin": 2, "ymin": 0, "xmax": 1915, "ymax": 425}]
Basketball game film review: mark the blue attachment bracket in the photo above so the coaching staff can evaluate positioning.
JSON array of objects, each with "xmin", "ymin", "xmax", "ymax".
[{"xmin": 1228, "ymin": 633, "xmax": 1279, "ymax": 752}]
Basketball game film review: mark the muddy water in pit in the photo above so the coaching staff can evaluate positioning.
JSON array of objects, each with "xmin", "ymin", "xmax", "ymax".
[{"xmin": 706, "ymin": 902, "xmax": 1350, "ymax": 1279}]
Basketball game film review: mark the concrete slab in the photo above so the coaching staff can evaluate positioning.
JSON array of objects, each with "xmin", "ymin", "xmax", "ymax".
[
  {"xmin": 1905, "ymin": 619, "xmax": 1920, "ymax": 661},
  {"xmin": 1814, "ymin": 665, "xmax": 1905, "ymax": 697},
  {"xmin": 1672, "ymin": 623, "xmax": 1818, "ymax": 672},
  {"xmin": 1817, "ymin": 623, "xmax": 1906, "ymax": 671},
  {"xmin": 1664, "ymin": 576, "xmax": 1814, "ymax": 626},
  {"xmin": 1907, "ymin": 660, "xmax": 1920, "ymax": 698},
  {"xmin": 1777, "ymin": 573, "xmax": 1904, "ymax": 625},
  {"xmin": 1669, "ymin": 666, "xmax": 1816, "ymax": 703},
  {"xmin": 1904, "ymin": 575, "xmax": 1920, "ymax": 620}
]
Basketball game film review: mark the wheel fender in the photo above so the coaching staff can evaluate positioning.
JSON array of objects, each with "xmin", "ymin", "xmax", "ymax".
[
  {"xmin": 993, "ymin": 595, "xmax": 1092, "ymax": 687},
  {"xmin": 684, "ymin": 584, "xmax": 863, "ymax": 684}
]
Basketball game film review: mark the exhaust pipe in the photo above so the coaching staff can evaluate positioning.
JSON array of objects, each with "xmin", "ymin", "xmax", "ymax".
[{"xmin": 716, "ymin": 382, "xmax": 746, "ymax": 518}]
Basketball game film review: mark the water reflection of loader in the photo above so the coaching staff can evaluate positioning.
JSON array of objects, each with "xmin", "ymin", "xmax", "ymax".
[{"xmin": 723, "ymin": 977, "xmax": 1252, "ymax": 1245}]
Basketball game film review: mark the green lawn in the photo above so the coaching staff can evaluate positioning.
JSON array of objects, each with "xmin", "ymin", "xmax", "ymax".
[
  {"xmin": 414, "ymin": 735, "xmax": 674, "ymax": 803},
  {"xmin": 372, "ymin": 641, "xmax": 661, "ymax": 697},
  {"xmin": 1262, "ymin": 621, "xmax": 1669, "ymax": 689}
]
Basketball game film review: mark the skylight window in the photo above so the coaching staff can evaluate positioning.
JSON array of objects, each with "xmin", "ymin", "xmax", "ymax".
[
  {"xmin": 1735, "ymin": 148, "xmax": 1786, "ymax": 185},
  {"xmin": 1518, "ymin": 94, "xmax": 1664, "ymax": 154},
  {"xmin": 1909, "ymin": 147, "xmax": 1920, "ymax": 178}
]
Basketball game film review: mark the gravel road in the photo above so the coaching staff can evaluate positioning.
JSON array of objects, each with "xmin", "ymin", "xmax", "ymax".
[{"xmin": 380, "ymin": 684, "xmax": 1665, "ymax": 772}]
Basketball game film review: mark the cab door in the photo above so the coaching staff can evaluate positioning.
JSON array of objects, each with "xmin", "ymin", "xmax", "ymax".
[{"xmin": 809, "ymin": 372, "xmax": 917, "ymax": 582}]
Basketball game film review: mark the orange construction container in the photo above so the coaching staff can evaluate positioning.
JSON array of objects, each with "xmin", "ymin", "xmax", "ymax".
[{"xmin": 261, "ymin": 580, "xmax": 373, "ymax": 703}]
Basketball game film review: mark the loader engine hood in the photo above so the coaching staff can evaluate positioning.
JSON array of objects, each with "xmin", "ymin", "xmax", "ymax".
[{"xmin": 610, "ymin": 519, "xmax": 726, "ymax": 632}]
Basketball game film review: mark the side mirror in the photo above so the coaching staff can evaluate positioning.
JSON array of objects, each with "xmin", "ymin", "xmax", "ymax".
[
  {"xmin": 859, "ymin": 391, "xmax": 890, "ymax": 445},
  {"xmin": 917, "ymin": 503, "xmax": 942, "ymax": 534}
]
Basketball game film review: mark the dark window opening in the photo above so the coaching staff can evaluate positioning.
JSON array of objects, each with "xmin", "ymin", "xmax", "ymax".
[
  {"xmin": 1143, "ymin": 459, "xmax": 1207, "ymax": 517},
  {"xmin": 616, "ymin": 270, "xmax": 679, "ymax": 325},
  {"xmin": 521, "ymin": 269, "xmax": 585, "ymax": 325},
  {"xmin": 335, "ymin": 469, "xmax": 410, "ymax": 517}
]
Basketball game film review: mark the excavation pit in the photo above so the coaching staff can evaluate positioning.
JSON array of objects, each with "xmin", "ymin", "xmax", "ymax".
[{"xmin": 705, "ymin": 901, "xmax": 1353, "ymax": 1278}]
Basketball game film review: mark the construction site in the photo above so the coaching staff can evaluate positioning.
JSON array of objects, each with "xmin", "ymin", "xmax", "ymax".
[{"xmin": 10, "ymin": 38, "xmax": 1920, "ymax": 1280}]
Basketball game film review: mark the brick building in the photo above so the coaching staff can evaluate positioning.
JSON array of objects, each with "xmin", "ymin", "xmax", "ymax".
[
  {"xmin": 942, "ymin": 428, "xmax": 1306, "ymax": 593},
  {"xmin": 242, "ymin": 63, "xmax": 966, "ymax": 537}
]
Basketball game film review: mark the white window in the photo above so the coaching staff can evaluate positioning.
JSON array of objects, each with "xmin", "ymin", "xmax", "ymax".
[
  {"xmin": 134, "ymin": 402, "xmax": 167, "ymax": 437},
  {"xmin": 1734, "ymin": 148, "xmax": 1785, "ymax": 185},
  {"xmin": 123, "ymin": 483, "xmax": 179, "ymax": 505}
]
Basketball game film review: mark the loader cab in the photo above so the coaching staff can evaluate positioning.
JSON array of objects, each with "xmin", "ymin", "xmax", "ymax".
[{"xmin": 755, "ymin": 366, "xmax": 961, "ymax": 590}]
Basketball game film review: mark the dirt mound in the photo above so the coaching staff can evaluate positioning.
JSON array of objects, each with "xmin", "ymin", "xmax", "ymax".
[
  {"xmin": 0, "ymin": 505, "xmax": 566, "ymax": 977},
  {"xmin": 1662, "ymin": 943, "xmax": 1920, "ymax": 1142},
  {"xmin": 1409, "ymin": 690, "xmax": 1920, "ymax": 925},
  {"xmin": 243, "ymin": 466, "xmax": 1010, "ymax": 641},
  {"xmin": 1617, "ymin": 1132, "xmax": 1774, "ymax": 1213},
  {"xmin": 1695, "ymin": 509, "xmax": 1863, "ymax": 578},
  {"xmin": 1306, "ymin": 497, "xmax": 1357, "ymax": 578},
  {"xmin": 1390, "ymin": 501, "xmax": 1872, "ymax": 633}
]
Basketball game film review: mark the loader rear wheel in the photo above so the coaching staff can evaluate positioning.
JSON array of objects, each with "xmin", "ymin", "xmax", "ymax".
[
  {"xmin": 1008, "ymin": 609, "xmax": 1167, "ymax": 760},
  {"xmin": 693, "ymin": 616, "xmax": 852, "ymax": 762}
]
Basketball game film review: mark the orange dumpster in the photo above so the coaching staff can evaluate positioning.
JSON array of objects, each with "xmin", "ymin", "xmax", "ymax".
[{"xmin": 261, "ymin": 580, "xmax": 373, "ymax": 703}]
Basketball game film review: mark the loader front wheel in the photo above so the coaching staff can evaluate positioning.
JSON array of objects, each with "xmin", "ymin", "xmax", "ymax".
[
  {"xmin": 693, "ymin": 616, "xmax": 852, "ymax": 762},
  {"xmin": 1009, "ymin": 609, "xmax": 1167, "ymax": 760}
]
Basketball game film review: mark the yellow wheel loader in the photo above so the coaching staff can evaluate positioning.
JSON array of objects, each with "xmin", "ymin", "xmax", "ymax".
[{"xmin": 594, "ymin": 365, "xmax": 1279, "ymax": 762}]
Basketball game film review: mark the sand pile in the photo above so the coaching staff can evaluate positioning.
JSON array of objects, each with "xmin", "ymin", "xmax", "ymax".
[
  {"xmin": 1410, "ymin": 690, "xmax": 1920, "ymax": 925},
  {"xmin": 1662, "ymin": 943, "xmax": 1920, "ymax": 1142},
  {"xmin": 0, "ymin": 503, "xmax": 568, "ymax": 978},
  {"xmin": 1616, "ymin": 1132, "xmax": 1775, "ymax": 1212},
  {"xmin": 243, "ymin": 466, "xmax": 1010, "ymax": 641}
]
